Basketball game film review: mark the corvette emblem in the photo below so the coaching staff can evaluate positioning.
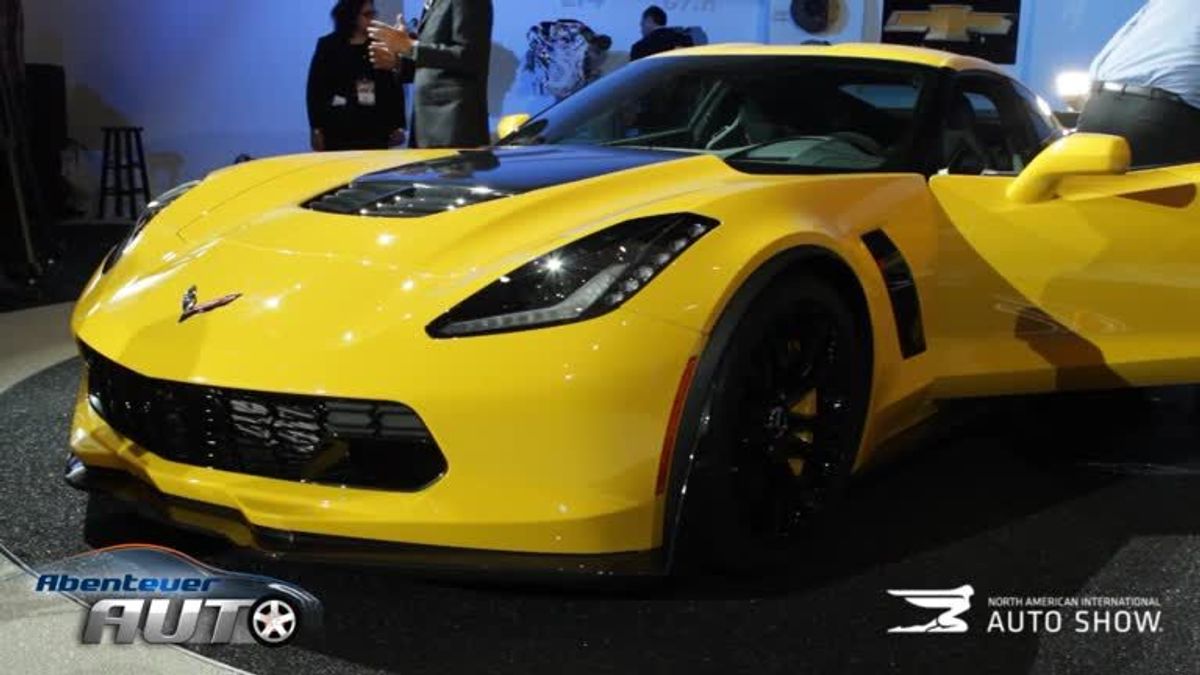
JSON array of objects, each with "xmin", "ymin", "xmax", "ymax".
[{"xmin": 179, "ymin": 285, "xmax": 242, "ymax": 323}]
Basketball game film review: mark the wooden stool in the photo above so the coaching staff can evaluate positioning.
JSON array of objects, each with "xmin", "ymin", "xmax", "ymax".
[{"xmin": 97, "ymin": 126, "xmax": 151, "ymax": 220}]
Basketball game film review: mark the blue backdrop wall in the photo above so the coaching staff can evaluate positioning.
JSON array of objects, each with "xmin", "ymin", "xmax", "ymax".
[{"xmin": 23, "ymin": 0, "xmax": 1147, "ymax": 203}]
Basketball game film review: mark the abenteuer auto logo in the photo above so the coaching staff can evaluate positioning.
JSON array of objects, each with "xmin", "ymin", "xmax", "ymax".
[{"xmin": 33, "ymin": 544, "xmax": 322, "ymax": 646}]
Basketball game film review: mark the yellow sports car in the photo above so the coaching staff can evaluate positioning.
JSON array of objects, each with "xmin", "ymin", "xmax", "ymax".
[{"xmin": 67, "ymin": 43, "xmax": 1200, "ymax": 575}]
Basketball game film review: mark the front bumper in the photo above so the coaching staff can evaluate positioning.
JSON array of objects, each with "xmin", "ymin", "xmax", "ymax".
[
  {"xmin": 69, "ymin": 309, "xmax": 703, "ymax": 563},
  {"xmin": 65, "ymin": 459, "xmax": 666, "ymax": 578}
]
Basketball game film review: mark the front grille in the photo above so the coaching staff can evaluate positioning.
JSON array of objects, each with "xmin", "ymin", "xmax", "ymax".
[{"xmin": 80, "ymin": 344, "xmax": 447, "ymax": 491}]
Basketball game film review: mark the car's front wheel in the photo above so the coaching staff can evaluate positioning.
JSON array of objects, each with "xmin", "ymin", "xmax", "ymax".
[{"xmin": 681, "ymin": 273, "xmax": 871, "ymax": 572}]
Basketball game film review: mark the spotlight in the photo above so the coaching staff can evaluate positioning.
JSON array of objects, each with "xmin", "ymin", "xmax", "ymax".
[{"xmin": 1056, "ymin": 70, "xmax": 1092, "ymax": 113}]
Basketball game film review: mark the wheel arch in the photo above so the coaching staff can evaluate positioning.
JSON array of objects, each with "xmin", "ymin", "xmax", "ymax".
[{"xmin": 659, "ymin": 244, "xmax": 875, "ymax": 570}]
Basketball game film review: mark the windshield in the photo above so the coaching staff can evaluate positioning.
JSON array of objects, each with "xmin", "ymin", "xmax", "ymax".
[{"xmin": 500, "ymin": 55, "xmax": 937, "ymax": 174}]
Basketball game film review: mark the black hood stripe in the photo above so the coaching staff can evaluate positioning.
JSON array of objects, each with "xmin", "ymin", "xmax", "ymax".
[{"xmin": 306, "ymin": 146, "xmax": 686, "ymax": 217}]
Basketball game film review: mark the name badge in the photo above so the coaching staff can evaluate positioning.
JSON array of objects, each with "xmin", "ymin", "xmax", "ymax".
[{"xmin": 356, "ymin": 79, "xmax": 377, "ymax": 107}]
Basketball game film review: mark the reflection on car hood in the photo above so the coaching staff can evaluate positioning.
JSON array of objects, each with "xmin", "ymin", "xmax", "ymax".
[{"xmin": 305, "ymin": 146, "xmax": 687, "ymax": 217}]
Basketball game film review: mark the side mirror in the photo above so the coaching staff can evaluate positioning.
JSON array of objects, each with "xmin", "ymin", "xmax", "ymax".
[
  {"xmin": 496, "ymin": 113, "xmax": 531, "ymax": 141},
  {"xmin": 1007, "ymin": 133, "xmax": 1131, "ymax": 204}
]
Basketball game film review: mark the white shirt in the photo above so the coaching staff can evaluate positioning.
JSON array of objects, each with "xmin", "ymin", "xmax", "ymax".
[{"xmin": 1090, "ymin": 0, "xmax": 1200, "ymax": 109}]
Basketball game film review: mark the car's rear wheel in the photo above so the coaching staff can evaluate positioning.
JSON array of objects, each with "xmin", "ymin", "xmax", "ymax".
[{"xmin": 681, "ymin": 274, "xmax": 871, "ymax": 572}]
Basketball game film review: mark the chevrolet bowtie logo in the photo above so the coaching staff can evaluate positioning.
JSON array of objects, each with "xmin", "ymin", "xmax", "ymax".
[
  {"xmin": 885, "ymin": 4, "xmax": 1013, "ymax": 43},
  {"xmin": 179, "ymin": 285, "xmax": 242, "ymax": 323}
]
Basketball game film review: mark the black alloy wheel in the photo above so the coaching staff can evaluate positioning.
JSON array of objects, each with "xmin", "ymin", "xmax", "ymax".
[{"xmin": 682, "ymin": 274, "xmax": 870, "ymax": 572}]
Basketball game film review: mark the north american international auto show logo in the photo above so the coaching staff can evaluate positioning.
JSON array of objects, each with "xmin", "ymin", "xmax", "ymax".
[
  {"xmin": 886, "ymin": 585, "xmax": 1164, "ymax": 636},
  {"xmin": 888, "ymin": 585, "xmax": 975, "ymax": 633}
]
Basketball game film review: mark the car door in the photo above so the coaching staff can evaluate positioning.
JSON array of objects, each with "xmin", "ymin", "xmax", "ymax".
[{"xmin": 928, "ymin": 71, "xmax": 1200, "ymax": 397}]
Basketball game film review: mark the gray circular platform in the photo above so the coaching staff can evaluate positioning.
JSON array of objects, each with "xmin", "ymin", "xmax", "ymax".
[{"xmin": 4, "ymin": 359, "xmax": 1200, "ymax": 673}]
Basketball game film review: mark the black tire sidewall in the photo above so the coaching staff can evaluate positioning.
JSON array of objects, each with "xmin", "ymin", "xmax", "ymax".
[{"xmin": 682, "ymin": 273, "xmax": 870, "ymax": 573}]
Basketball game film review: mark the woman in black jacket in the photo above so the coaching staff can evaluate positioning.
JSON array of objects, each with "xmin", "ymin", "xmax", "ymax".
[{"xmin": 307, "ymin": 0, "xmax": 407, "ymax": 151}]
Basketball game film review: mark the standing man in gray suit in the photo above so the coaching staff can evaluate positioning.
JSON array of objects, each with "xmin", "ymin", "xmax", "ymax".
[{"xmin": 368, "ymin": 0, "xmax": 493, "ymax": 148}]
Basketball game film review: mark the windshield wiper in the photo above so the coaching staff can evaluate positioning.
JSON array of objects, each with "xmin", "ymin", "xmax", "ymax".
[
  {"xmin": 723, "ymin": 135, "xmax": 832, "ymax": 160},
  {"xmin": 726, "ymin": 133, "xmax": 887, "ymax": 162},
  {"xmin": 498, "ymin": 120, "xmax": 549, "ymax": 146}
]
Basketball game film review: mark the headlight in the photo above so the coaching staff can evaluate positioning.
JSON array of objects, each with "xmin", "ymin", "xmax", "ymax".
[
  {"xmin": 427, "ymin": 213, "xmax": 719, "ymax": 338},
  {"xmin": 101, "ymin": 180, "xmax": 202, "ymax": 274}
]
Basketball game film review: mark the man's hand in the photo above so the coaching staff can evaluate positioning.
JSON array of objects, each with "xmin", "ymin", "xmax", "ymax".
[
  {"xmin": 369, "ymin": 42, "xmax": 398, "ymax": 70},
  {"xmin": 368, "ymin": 16, "xmax": 416, "ymax": 57},
  {"xmin": 388, "ymin": 128, "xmax": 407, "ymax": 147},
  {"xmin": 311, "ymin": 129, "xmax": 325, "ymax": 152}
]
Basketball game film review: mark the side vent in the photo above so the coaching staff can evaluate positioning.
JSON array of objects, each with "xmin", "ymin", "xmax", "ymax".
[{"xmin": 861, "ymin": 230, "xmax": 927, "ymax": 358}]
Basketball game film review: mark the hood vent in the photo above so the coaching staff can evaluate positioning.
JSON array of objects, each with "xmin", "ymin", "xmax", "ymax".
[
  {"xmin": 303, "ymin": 147, "xmax": 685, "ymax": 218},
  {"xmin": 306, "ymin": 180, "xmax": 513, "ymax": 218}
]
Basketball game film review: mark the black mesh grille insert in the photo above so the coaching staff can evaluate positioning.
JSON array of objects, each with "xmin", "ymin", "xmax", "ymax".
[{"xmin": 80, "ymin": 343, "xmax": 447, "ymax": 491}]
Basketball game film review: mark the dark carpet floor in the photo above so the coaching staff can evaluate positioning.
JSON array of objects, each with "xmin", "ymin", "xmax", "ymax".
[{"xmin": 5, "ymin": 360, "xmax": 1200, "ymax": 674}]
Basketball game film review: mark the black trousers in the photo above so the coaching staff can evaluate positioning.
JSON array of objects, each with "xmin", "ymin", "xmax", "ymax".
[
  {"xmin": 325, "ymin": 133, "xmax": 390, "ymax": 152},
  {"xmin": 1077, "ymin": 89, "xmax": 1200, "ymax": 168}
]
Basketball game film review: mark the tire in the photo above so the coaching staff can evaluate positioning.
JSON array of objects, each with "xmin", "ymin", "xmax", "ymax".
[{"xmin": 679, "ymin": 273, "xmax": 871, "ymax": 573}]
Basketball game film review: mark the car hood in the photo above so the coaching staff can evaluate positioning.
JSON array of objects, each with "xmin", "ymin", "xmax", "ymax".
[
  {"xmin": 72, "ymin": 146, "xmax": 756, "ymax": 377},
  {"xmin": 172, "ymin": 145, "xmax": 734, "ymax": 263},
  {"xmin": 121, "ymin": 146, "xmax": 757, "ymax": 282}
]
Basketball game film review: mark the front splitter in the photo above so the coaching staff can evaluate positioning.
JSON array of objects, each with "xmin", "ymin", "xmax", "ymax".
[{"xmin": 65, "ymin": 457, "xmax": 667, "ymax": 582}]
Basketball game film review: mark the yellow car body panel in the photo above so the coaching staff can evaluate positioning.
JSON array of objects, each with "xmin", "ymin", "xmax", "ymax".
[
  {"xmin": 930, "ymin": 162, "xmax": 1200, "ymax": 397},
  {"xmin": 66, "ymin": 44, "xmax": 1200, "ymax": 566},
  {"xmin": 70, "ymin": 150, "xmax": 938, "ymax": 554},
  {"xmin": 658, "ymin": 41, "xmax": 1005, "ymax": 74}
]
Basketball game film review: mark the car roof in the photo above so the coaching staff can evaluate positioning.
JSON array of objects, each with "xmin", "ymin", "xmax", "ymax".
[{"xmin": 652, "ymin": 42, "xmax": 1006, "ymax": 75}]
